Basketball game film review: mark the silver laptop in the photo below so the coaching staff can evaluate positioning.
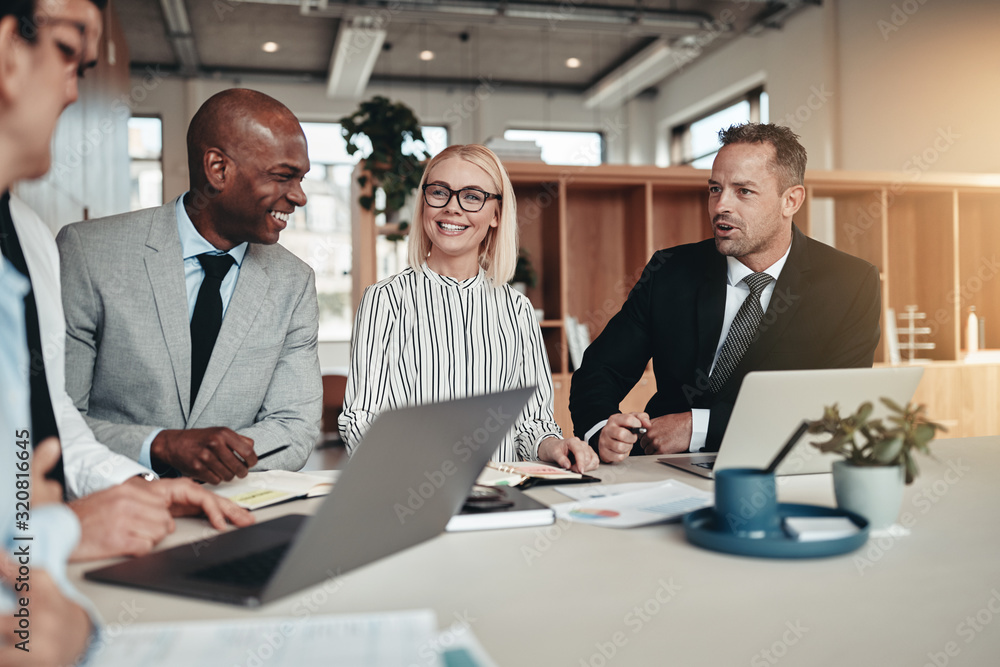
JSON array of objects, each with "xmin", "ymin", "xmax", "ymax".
[
  {"xmin": 85, "ymin": 387, "xmax": 534, "ymax": 606},
  {"xmin": 659, "ymin": 367, "xmax": 924, "ymax": 478}
]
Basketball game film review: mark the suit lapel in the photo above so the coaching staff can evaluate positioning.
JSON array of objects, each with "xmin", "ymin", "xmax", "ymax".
[
  {"xmin": 696, "ymin": 249, "xmax": 728, "ymax": 377},
  {"xmin": 143, "ymin": 199, "xmax": 192, "ymax": 421},
  {"xmin": 734, "ymin": 225, "xmax": 809, "ymax": 377},
  {"xmin": 189, "ymin": 243, "xmax": 269, "ymax": 423}
]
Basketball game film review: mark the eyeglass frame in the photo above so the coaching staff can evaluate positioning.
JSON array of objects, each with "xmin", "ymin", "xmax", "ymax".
[
  {"xmin": 19, "ymin": 15, "xmax": 91, "ymax": 78},
  {"xmin": 421, "ymin": 183, "xmax": 502, "ymax": 213}
]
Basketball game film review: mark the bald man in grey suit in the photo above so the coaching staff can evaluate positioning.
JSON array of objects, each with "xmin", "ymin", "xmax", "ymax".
[{"xmin": 58, "ymin": 89, "xmax": 322, "ymax": 483}]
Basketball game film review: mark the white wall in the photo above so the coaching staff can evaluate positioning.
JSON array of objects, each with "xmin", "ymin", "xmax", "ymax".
[
  {"xmin": 836, "ymin": 0, "xmax": 1000, "ymax": 173},
  {"xmin": 654, "ymin": 3, "xmax": 837, "ymax": 169},
  {"xmin": 651, "ymin": 0, "xmax": 1000, "ymax": 174}
]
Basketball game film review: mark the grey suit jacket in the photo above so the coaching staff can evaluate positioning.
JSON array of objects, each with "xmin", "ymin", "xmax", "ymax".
[{"xmin": 56, "ymin": 199, "xmax": 322, "ymax": 471}]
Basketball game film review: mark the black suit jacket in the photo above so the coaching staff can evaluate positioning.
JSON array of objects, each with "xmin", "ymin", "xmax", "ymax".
[{"xmin": 570, "ymin": 225, "xmax": 881, "ymax": 452}]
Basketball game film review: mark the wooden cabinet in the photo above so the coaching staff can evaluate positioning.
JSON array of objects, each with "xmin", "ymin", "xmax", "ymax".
[{"xmin": 353, "ymin": 163, "xmax": 1000, "ymax": 438}]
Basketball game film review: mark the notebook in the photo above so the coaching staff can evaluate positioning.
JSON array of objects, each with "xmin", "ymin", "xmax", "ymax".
[
  {"xmin": 659, "ymin": 367, "xmax": 924, "ymax": 478},
  {"xmin": 207, "ymin": 470, "xmax": 339, "ymax": 510},
  {"xmin": 85, "ymin": 388, "xmax": 535, "ymax": 606},
  {"xmin": 478, "ymin": 461, "xmax": 601, "ymax": 488},
  {"xmin": 445, "ymin": 485, "xmax": 554, "ymax": 532}
]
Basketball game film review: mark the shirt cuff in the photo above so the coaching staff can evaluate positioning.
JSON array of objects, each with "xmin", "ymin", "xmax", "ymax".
[
  {"xmin": 584, "ymin": 420, "xmax": 608, "ymax": 444},
  {"xmin": 139, "ymin": 428, "xmax": 164, "ymax": 470},
  {"xmin": 530, "ymin": 431, "xmax": 564, "ymax": 461},
  {"xmin": 689, "ymin": 408, "xmax": 710, "ymax": 452}
]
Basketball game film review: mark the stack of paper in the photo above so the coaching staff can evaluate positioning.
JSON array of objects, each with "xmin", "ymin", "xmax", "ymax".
[
  {"xmin": 783, "ymin": 517, "xmax": 861, "ymax": 541},
  {"xmin": 483, "ymin": 137, "xmax": 543, "ymax": 162},
  {"xmin": 551, "ymin": 480, "xmax": 713, "ymax": 529},
  {"xmin": 92, "ymin": 609, "xmax": 497, "ymax": 667}
]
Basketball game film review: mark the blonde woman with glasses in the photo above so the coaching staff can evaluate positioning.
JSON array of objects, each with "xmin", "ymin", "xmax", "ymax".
[{"xmin": 340, "ymin": 144, "xmax": 598, "ymax": 472}]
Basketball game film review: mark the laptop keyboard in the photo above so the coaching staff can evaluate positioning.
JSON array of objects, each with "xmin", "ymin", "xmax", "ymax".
[
  {"xmin": 693, "ymin": 461, "xmax": 716, "ymax": 470},
  {"xmin": 187, "ymin": 542, "xmax": 290, "ymax": 587}
]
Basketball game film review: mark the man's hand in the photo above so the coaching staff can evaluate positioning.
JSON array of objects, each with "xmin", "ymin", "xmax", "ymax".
[
  {"xmin": 137, "ymin": 477, "xmax": 255, "ymax": 530},
  {"xmin": 641, "ymin": 412, "xmax": 693, "ymax": 455},
  {"xmin": 151, "ymin": 427, "xmax": 257, "ymax": 484},
  {"xmin": 0, "ymin": 553, "xmax": 93, "ymax": 667},
  {"xmin": 29, "ymin": 438, "xmax": 64, "ymax": 507},
  {"xmin": 597, "ymin": 412, "xmax": 651, "ymax": 464},
  {"xmin": 537, "ymin": 437, "xmax": 600, "ymax": 473},
  {"xmin": 68, "ymin": 482, "xmax": 174, "ymax": 561}
]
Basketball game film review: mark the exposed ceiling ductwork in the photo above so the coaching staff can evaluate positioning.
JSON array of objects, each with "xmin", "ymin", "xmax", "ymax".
[{"xmin": 124, "ymin": 1, "xmax": 820, "ymax": 106}]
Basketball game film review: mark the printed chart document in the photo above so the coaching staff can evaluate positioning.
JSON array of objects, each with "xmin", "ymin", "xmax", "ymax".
[
  {"xmin": 205, "ymin": 470, "xmax": 339, "ymax": 510},
  {"xmin": 551, "ymin": 480, "xmax": 713, "ymax": 528},
  {"xmin": 555, "ymin": 480, "xmax": 670, "ymax": 501},
  {"xmin": 92, "ymin": 610, "xmax": 456, "ymax": 667}
]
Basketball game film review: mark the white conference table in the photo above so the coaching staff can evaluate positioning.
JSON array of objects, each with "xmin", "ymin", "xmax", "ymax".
[{"xmin": 71, "ymin": 436, "xmax": 1000, "ymax": 666}]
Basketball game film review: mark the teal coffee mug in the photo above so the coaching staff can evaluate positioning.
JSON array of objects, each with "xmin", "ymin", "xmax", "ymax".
[{"xmin": 713, "ymin": 468, "xmax": 780, "ymax": 538}]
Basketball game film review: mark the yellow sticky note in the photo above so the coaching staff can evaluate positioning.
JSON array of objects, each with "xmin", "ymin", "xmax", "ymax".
[{"xmin": 230, "ymin": 489, "xmax": 293, "ymax": 509}]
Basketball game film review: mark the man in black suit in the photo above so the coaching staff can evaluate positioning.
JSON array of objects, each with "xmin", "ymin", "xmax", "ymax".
[{"xmin": 570, "ymin": 123, "xmax": 881, "ymax": 463}]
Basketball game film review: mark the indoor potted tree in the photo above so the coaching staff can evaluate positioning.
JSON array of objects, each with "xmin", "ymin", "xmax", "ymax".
[
  {"xmin": 510, "ymin": 247, "xmax": 538, "ymax": 295},
  {"xmin": 339, "ymin": 96, "xmax": 428, "ymax": 241},
  {"xmin": 808, "ymin": 399, "xmax": 946, "ymax": 530}
]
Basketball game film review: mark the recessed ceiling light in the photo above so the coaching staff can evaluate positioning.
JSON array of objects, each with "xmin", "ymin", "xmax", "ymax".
[
  {"xmin": 262, "ymin": 41, "xmax": 280, "ymax": 53},
  {"xmin": 566, "ymin": 57, "xmax": 581, "ymax": 69},
  {"xmin": 419, "ymin": 50, "xmax": 435, "ymax": 61}
]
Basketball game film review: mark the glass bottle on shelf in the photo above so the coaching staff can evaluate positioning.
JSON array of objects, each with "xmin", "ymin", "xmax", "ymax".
[{"xmin": 966, "ymin": 306, "xmax": 979, "ymax": 354}]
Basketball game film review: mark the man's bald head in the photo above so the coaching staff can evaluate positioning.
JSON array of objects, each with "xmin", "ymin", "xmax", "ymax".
[
  {"xmin": 186, "ymin": 88, "xmax": 303, "ymax": 191},
  {"xmin": 182, "ymin": 88, "xmax": 309, "ymax": 250}
]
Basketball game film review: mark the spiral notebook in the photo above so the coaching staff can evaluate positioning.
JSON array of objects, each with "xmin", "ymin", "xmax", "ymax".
[{"xmin": 480, "ymin": 461, "xmax": 601, "ymax": 488}]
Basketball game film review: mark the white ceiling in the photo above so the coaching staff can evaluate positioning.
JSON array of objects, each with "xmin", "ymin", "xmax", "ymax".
[{"xmin": 117, "ymin": 0, "xmax": 819, "ymax": 102}]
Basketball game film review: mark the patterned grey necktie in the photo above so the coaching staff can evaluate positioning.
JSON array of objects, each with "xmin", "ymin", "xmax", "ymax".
[{"xmin": 708, "ymin": 272, "xmax": 773, "ymax": 394}]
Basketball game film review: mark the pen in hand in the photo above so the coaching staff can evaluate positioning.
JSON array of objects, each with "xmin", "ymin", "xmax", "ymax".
[
  {"xmin": 233, "ymin": 444, "xmax": 289, "ymax": 468},
  {"xmin": 256, "ymin": 445, "xmax": 289, "ymax": 462},
  {"xmin": 627, "ymin": 426, "xmax": 647, "ymax": 438}
]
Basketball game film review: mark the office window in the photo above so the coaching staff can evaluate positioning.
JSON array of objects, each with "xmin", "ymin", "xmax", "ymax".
[
  {"xmin": 128, "ymin": 116, "xmax": 163, "ymax": 210},
  {"xmin": 503, "ymin": 129, "xmax": 603, "ymax": 166},
  {"xmin": 671, "ymin": 88, "xmax": 768, "ymax": 168},
  {"xmin": 281, "ymin": 123, "xmax": 446, "ymax": 341}
]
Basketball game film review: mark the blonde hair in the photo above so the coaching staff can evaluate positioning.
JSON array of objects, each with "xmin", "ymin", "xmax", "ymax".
[{"xmin": 407, "ymin": 144, "xmax": 518, "ymax": 285}]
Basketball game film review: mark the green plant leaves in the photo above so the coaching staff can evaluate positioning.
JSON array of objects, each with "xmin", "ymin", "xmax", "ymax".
[
  {"xmin": 809, "ymin": 397, "xmax": 944, "ymax": 484},
  {"xmin": 872, "ymin": 436, "xmax": 903, "ymax": 463},
  {"xmin": 339, "ymin": 96, "xmax": 430, "ymax": 224}
]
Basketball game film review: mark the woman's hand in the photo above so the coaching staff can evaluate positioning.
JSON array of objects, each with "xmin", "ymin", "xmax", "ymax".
[{"xmin": 537, "ymin": 437, "xmax": 600, "ymax": 473}]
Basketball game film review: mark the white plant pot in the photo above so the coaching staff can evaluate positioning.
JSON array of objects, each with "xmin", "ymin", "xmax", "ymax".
[
  {"xmin": 832, "ymin": 461, "xmax": 905, "ymax": 531},
  {"xmin": 511, "ymin": 281, "xmax": 528, "ymax": 295}
]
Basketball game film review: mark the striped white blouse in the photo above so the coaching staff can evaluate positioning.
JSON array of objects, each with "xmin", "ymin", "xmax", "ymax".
[{"xmin": 339, "ymin": 264, "xmax": 562, "ymax": 461}]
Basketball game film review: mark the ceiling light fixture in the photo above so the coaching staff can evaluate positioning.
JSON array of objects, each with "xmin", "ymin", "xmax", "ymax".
[
  {"xmin": 566, "ymin": 57, "xmax": 581, "ymax": 68},
  {"xmin": 262, "ymin": 41, "xmax": 280, "ymax": 53},
  {"xmin": 419, "ymin": 50, "xmax": 435, "ymax": 61}
]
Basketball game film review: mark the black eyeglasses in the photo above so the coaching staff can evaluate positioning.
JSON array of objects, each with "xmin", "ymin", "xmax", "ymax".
[
  {"xmin": 23, "ymin": 15, "xmax": 90, "ymax": 78},
  {"xmin": 422, "ymin": 184, "xmax": 502, "ymax": 213}
]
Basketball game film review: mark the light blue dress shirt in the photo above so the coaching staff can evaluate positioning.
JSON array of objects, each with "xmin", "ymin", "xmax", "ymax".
[
  {"xmin": 1, "ymin": 257, "xmax": 93, "ymax": 634},
  {"xmin": 138, "ymin": 195, "xmax": 249, "ymax": 468}
]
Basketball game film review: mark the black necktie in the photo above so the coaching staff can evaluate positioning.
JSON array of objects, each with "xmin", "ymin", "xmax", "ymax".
[
  {"xmin": 0, "ymin": 191, "xmax": 65, "ymax": 486},
  {"xmin": 189, "ymin": 253, "xmax": 235, "ymax": 407},
  {"xmin": 708, "ymin": 272, "xmax": 774, "ymax": 394}
]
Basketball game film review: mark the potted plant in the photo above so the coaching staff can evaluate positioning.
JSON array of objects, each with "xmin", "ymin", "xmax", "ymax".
[
  {"xmin": 339, "ymin": 96, "xmax": 429, "ymax": 241},
  {"xmin": 509, "ymin": 247, "xmax": 538, "ymax": 294},
  {"xmin": 808, "ymin": 398, "xmax": 946, "ymax": 530}
]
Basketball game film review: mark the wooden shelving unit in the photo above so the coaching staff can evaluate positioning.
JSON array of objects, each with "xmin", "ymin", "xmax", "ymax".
[{"xmin": 353, "ymin": 163, "xmax": 1000, "ymax": 438}]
